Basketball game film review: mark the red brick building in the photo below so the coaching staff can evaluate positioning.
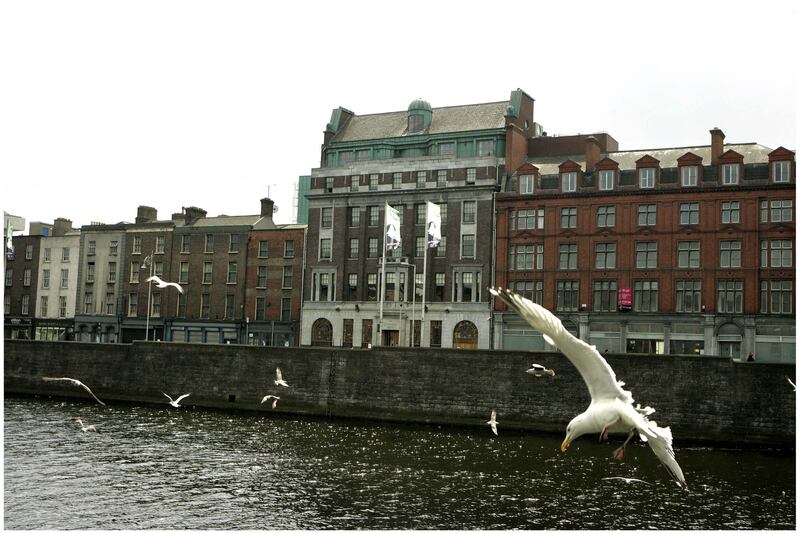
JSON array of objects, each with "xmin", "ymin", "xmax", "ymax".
[
  {"xmin": 244, "ymin": 198, "xmax": 306, "ymax": 346},
  {"xmin": 495, "ymin": 128, "xmax": 795, "ymax": 362}
]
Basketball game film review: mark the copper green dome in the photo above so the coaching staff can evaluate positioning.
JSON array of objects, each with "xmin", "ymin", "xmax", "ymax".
[{"xmin": 408, "ymin": 98, "xmax": 432, "ymax": 112}]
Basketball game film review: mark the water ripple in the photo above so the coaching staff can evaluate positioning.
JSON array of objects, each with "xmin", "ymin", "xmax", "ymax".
[{"xmin": 4, "ymin": 396, "xmax": 796, "ymax": 529}]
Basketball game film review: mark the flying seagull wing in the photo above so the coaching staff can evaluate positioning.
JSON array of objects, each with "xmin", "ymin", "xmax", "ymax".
[
  {"xmin": 166, "ymin": 282, "xmax": 184, "ymax": 294},
  {"xmin": 162, "ymin": 392, "xmax": 174, "ymax": 402},
  {"xmin": 628, "ymin": 414, "xmax": 687, "ymax": 488},
  {"xmin": 43, "ymin": 377, "xmax": 106, "ymax": 406},
  {"xmin": 175, "ymin": 393, "xmax": 191, "ymax": 404},
  {"xmin": 145, "ymin": 275, "xmax": 162, "ymax": 284},
  {"xmin": 490, "ymin": 287, "xmax": 630, "ymax": 404},
  {"xmin": 276, "ymin": 368, "xmax": 283, "ymax": 382}
]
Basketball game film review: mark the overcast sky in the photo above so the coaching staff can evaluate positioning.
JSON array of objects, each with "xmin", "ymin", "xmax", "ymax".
[{"xmin": 1, "ymin": 0, "xmax": 796, "ymax": 232}]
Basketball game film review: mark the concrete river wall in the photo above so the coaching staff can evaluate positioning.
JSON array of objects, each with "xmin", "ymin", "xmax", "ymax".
[{"xmin": 4, "ymin": 339, "xmax": 795, "ymax": 445}]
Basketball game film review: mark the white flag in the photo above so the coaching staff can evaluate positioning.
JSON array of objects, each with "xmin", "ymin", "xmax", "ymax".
[
  {"xmin": 5, "ymin": 220, "xmax": 14, "ymax": 260},
  {"xmin": 384, "ymin": 204, "xmax": 401, "ymax": 251},
  {"xmin": 425, "ymin": 201, "xmax": 441, "ymax": 248}
]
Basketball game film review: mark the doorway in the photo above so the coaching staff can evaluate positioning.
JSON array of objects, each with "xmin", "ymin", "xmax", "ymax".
[{"xmin": 382, "ymin": 329, "xmax": 399, "ymax": 347}]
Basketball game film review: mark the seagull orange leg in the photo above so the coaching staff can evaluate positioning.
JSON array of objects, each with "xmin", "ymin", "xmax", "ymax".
[{"xmin": 612, "ymin": 430, "xmax": 636, "ymax": 461}]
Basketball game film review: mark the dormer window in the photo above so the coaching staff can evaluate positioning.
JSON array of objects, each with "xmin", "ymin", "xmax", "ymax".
[
  {"xmin": 639, "ymin": 168, "xmax": 655, "ymax": 189},
  {"xmin": 439, "ymin": 143, "xmax": 454, "ymax": 156},
  {"xmin": 722, "ymin": 164, "xmax": 739, "ymax": 185},
  {"xmin": 773, "ymin": 160, "xmax": 791, "ymax": 183},
  {"xmin": 408, "ymin": 114, "xmax": 424, "ymax": 133},
  {"xmin": 598, "ymin": 170, "xmax": 614, "ymax": 191},
  {"xmin": 407, "ymin": 98, "xmax": 432, "ymax": 135},
  {"xmin": 681, "ymin": 166, "xmax": 698, "ymax": 187},
  {"xmin": 519, "ymin": 174, "xmax": 534, "ymax": 194},
  {"xmin": 562, "ymin": 172, "xmax": 577, "ymax": 192}
]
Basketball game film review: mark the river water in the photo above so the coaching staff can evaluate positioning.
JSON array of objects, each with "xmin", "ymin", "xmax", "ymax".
[{"xmin": 3, "ymin": 396, "xmax": 795, "ymax": 530}]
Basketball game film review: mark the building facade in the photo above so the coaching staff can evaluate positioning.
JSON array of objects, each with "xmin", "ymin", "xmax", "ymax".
[
  {"xmin": 74, "ymin": 221, "xmax": 129, "ymax": 342},
  {"xmin": 34, "ymin": 218, "xmax": 81, "ymax": 340},
  {"xmin": 4, "ymin": 234, "xmax": 41, "ymax": 339},
  {"xmin": 244, "ymin": 198, "xmax": 306, "ymax": 346},
  {"xmin": 119, "ymin": 206, "xmax": 178, "ymax": 342},
  {"xmin": 301, "ymin": 90, "xmax": 537, "ymax": 348},
  {"xmin": 495, "ymin": 128, "xmax": 795, "ymax": 362}
]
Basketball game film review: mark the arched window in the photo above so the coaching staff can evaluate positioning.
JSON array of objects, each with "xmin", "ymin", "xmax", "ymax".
[
  {"xmin": 311, "ymin": 318, "xmax": 333, "ymax": 347},
  {"xmin": 453, "ymin": 320, "xmax": 478, "ymax": 350}
]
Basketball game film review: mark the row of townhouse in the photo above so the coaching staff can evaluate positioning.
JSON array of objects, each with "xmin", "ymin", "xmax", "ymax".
[
  {"xmin": 5, "ymin": 88, "xmax": 795, "ymax": 362},
  {"xmin": 301, "ymin": 89, "xmax": 795, "ymax": 363},
  {"xmin": 4, "ymin": 199, "xmax": 306, "ymax": 346}
]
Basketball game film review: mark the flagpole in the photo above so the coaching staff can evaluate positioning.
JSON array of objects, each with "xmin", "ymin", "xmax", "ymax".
[
  {"xmin": 379, "ymin": 205, "xmax": 388, "ymax": 346},
  {"xmin": 420, "ymin": 240, "xmax": 427, "ymax": 347}
]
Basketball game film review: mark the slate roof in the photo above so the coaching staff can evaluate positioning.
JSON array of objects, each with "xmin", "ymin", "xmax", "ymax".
[
  {"xmin": 190, "ymin": 214, "xmax": 263, "ymax": 228},
  {"xmin": 526, "ymin": 143, "xmax": 775, "ymax": 175},
  {"xmin": 332, "ymin": 101, "xmax": 508, "ymax": 143}
]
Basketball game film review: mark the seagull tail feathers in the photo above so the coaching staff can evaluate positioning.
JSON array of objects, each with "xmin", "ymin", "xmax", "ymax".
[{"xmin": 635, "ymin": 403, "xmax": 656, "ymax": 417}]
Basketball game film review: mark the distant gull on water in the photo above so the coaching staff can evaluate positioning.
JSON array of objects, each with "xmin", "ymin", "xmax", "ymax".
[
  {"xmin": 73, "ymin": 417, "xmax": 97, "ymax": 432},
  {"xmin": 42, "ymin": 377, "xmax": 106, "ymax": 406},
  {"xmin": 602, "ymin": 477, "xmax": 652, "ymax": 485},
  {"xmin": 162, "ymin": 392, "xmax": 191, "ymax": 408},
  {"xmin": 490, "ymin": 287, "xmax": 687, "ymax": 488}
]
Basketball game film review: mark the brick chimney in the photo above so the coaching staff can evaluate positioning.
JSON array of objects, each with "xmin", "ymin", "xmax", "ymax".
[
  {"xmin": 183, "ymin": 206, "xmax": 207, "ymax": 225},
  {"xmin": 135, "ymin": 205, "xmax": 158, "ymax": 224},
  {"xmin": 53, "ymin": 218, "xmax": 73, "ymax": 237},
  {"xmin": 260, "ymin": 198, "xmax": 275, "ymax": 220},
  {"xmin": 710, "ymin": 128, "xmax": 725, "ymax": 165},
  {"xmin": 585, "ymin": 135, "xmax": 602, "ymax": 172}
]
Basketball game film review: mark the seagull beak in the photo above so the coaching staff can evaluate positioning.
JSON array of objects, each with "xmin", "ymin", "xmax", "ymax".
[{"xmin": 561, "ymin": 436, "xmax": 571, "ymax": 452}]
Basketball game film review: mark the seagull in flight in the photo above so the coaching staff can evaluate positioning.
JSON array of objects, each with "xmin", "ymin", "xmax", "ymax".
[
  {"xmin": 146, "ymin": 275, "xmax": 184, "ymax": 294},
  {"xmin": 490, "ymin": 287, "xmax": 687, "ymax": 489},
  {"xmin": 487, "ymin": 410, "xmax": 499, "ymax": 436},
  {"xmin": 73, "ymin": 417, "xmax": 97, "ymax": 432},
  {"xmin": 786, "ymin": 376, "xmax": 796, "ymax": 391},
  {"xmin": 261, "ymin": 395, "xmax": 280, "ymax": 408},
  {"xmin": 162, "ymin": 392, "xmax": 191, "ymax": 408},
  {"xmin": 274, "ymin": 368, "xmax": 289, "ymax": 387},
  {"xmin": 602, "ymin": 476, "xmax": 652, "ymax": 485},
  {"xmin": 42, "ymin": 377, "xmax": 106, "ymax": 406},
  {"xmin": 527, "ymin": 363, "xmax": 556, "ymax": 377}
]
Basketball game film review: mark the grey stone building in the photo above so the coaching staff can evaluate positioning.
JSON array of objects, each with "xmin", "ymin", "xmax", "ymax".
[{"xmin": 301, "ymin": 90, "xmax": 537, "ymax": 349}]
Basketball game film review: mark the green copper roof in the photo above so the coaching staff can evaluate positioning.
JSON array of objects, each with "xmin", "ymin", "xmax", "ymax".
[
  {"xmin": 408, "ymin": 98, "xmax": 432, "ymax": 112},
  {"xmin": 331, "ymin": 101, "xmax": 507, "ymax": 143}
]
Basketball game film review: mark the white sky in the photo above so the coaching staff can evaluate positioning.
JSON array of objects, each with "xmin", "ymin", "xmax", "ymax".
[{"xmin": 1, "ymin": 0, "xmax": 797, "ymax": 231}]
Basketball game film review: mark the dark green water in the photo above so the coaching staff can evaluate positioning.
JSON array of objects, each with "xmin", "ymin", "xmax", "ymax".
[{"xmin": 3, "ymin": 396, "xmax": 795, "ymax": 529}]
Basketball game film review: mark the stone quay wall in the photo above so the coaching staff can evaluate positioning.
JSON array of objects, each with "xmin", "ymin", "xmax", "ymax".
[{"xmin": 4, "ymin": 340, "xmax": 795, "ymax": 445}]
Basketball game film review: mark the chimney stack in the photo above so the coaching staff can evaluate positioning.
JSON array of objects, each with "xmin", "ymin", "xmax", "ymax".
[
  {"xmin": 260, "ymin": 197, "xmax": 275, "ymax": 220},
  {"xmin": 710, "ymin": 128, "xmax": 725, "ymax": 165},
  {"xmin": 53, "ymin": 218, "xmax": 73, "ymax": 237},
  {"xmin": 135, "ymin": 206, "xmax": 158, "ymax": 224},
  {"xmin": 585, "ymin": 136, "xmax": 602, "ymax": 173},
  {"xmin": 183, "ymin": 206, "xmax": 207, "ymax": 225}
]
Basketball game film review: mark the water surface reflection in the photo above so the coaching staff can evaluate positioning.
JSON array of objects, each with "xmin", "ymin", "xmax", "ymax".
[{"xmin": 3, "ymin": 396, "xmax": 795, "ymax": 529}]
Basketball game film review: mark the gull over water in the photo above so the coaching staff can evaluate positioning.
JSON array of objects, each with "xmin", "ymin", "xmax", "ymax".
[
  {"xmin": 490, "ymin": 287, "xmax": 687, "ymax": 489},
  {"xmin": 42, "ymin": 377, "xmax": 106, "ymax": 406}
]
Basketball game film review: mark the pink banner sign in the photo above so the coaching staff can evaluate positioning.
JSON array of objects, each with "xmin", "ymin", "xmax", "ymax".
[{"xmin": 618, "ymin": 288, "xmax": 632, "ymax": 310}]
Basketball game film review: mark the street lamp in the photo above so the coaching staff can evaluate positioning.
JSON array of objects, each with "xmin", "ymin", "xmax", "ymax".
[{"xmin": 141, "ymin": 251, "xmax": 154, "ymax": 341}]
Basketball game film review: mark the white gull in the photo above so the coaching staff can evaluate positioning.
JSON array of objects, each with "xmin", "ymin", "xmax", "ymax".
[{"xmin": 490, "ymin": 287, "xmax": 687, "ymax": 488}]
